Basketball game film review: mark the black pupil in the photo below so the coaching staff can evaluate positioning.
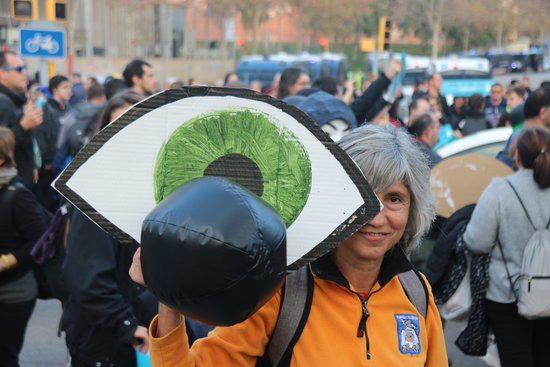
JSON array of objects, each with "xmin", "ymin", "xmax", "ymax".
[{"xmin": 203, "ymin": 153, "xmax": 264, "ymax": 197}]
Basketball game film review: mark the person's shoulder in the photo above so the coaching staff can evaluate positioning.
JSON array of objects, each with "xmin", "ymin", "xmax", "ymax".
[
  {"xmin": 0, "ymin": 92, "xmax": 14, "ymax": 109},
  {"xmin": 8, "ymin": 176, "xmax": 29, "ymax": 192},
  {"xmin": 488, "ymin": 175, "xmax": 508, "ymax": 190},
  {"xmin": 478, "ymin": 175, "xmax": 509, "ymax": 200},
  {"xmin": 8, "ymin": 177, "xmax": 38, "ymax": 204}
]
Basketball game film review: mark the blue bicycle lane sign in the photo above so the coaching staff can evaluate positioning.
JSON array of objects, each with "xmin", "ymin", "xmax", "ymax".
[{"xmin": 20, "ymin": 28, "xmax": 66, "ymax": 58}]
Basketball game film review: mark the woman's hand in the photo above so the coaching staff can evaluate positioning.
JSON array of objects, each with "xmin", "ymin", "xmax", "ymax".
[
  {"xmin": 130, "ymin": 248, "xmax": 184, "ymax": 338},
  {"xmin": 384, "ymin": 59, "xmax": 402, "ymax": 80},
  {"xmin": 0, "ymin": 254, "xmax": 18, "ymax": 272},
  {"xmin": 132, "ymin": 325, "xmax": 149, "ymax": 353},
  {"xmin": 129, "ymin": 247, "xmax": 145, "ymax": 286}
]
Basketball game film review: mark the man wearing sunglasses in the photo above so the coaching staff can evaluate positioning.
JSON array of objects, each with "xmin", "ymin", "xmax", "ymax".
[{"xmin": 0, "ymin": 51, "xmax": 43, "ymax": 188}]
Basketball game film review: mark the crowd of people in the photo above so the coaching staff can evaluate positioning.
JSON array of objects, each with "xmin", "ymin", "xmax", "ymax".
[{"xmin": 0, "ymin": 47, "xmax": 549, "ymax": 367}]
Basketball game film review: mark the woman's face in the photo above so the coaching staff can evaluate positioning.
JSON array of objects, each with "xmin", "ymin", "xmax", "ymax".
[
  {"xmin": 288, "ymin": 73, "xmax": 310, "ymax": 96},
  {"xmin": 339, "ymin": 180, "xmax": 411, "ymax": 262},
  {"xmin": 110, "ymin": 103, "xmax": 132, "ymax": 122},
  {"xmin": 506, "ymin": 92, "xmax": 523, "ymax": 109}
]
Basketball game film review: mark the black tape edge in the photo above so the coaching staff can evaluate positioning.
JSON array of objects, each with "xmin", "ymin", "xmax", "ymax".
[{"xmin": 55, "ymin": 87, "xmax": 380, "ymax": 269}]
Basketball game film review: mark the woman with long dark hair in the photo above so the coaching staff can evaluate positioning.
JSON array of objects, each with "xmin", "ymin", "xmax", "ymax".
[
  {"xmin": 0, "ymin": 127, "xmax": 49, "ymax": 367},
  {"xmin": 464, "ymin": 126, "xmax": 550, "ymax": 367},
  {"xmin": 276, "ymin": 68, "xmax": 310, "ymax": 100}
]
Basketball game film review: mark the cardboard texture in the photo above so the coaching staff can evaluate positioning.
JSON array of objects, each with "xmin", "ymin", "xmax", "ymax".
[
  {"xmin": 430, "ymin": 153, "xmax": 514, "ymax": 218},
  {"xmin": 54, "ymin": 87, "xmax": 380, "ymax": 269}
]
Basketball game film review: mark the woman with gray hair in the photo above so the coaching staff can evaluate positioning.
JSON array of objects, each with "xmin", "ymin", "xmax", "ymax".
[{"xmin": 130, "ymin": 124, "xmax": 447, "ymax": 367}]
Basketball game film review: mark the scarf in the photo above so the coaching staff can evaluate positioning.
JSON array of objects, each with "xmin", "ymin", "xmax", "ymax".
[{"xmin": 0, "ymin": 166, "xmax": 18, "ymax": 186}]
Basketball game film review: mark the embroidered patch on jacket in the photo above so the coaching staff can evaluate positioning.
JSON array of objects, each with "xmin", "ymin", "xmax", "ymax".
[{"xmin": 395, "ymin": 314, "xmax": 421, "ymax": 355}]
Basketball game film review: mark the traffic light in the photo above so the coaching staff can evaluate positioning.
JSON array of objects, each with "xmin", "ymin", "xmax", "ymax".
[
  {"xmin": 377, "ymin": 16, "xmax": 392, "ymax": 52},
  {"xmin": 46, "ymin": 0, "xmax": 67, "ymax": 22},
  {"xmin": 10, "ymin": 0, "xmax": 38, "ymax": 21}
]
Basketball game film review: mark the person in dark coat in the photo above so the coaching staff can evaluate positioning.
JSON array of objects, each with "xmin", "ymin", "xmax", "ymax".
[
  {"xmin": 52, "ymin": 83, "xmax": 106, "ymax": 173},
  {"xmin": 449, "ymin": 96, "xmax": 466, "ymax": 129},
  {"xmin": 497, "ymin": 87, "xmax": 550, "ymax": 169},
  {"xmin": 0, "ymin": 51, "xmax": 43, "ymax": 188},
  {"xmin": 350, "ymin": 59, "xmax": 402, "ymax": 125},
  {"xmin": 276, "ymin": 68, "xmax": 311, "ymax": 100},
  {"xmin": 457, "ymin": 93, "xmax": 491, "ymax": 136},
  {"xmin": 418, "ymin": 73, "xmax": 453, "ymax": 125},
  {"xmin": 34, "ymin": 75, "xmax": 72, "ymax": 211},
  {"xmin": 485, "ymin": 83, "xmax": 506, "ymax": 128},
  {"xmin": 407, "ymin": 113, "xmax": 442, "ymax": 168},
  {"xmin": 62, "ymin": 91, "xmax": 155, "ymax": 367},
  {"xmin": 122, "ymin": 59, "xmax": 158, "ymax": 97},
  {"xmin": 69, "ymin": 73, "xmax": 86, "ymax": 107},
  {"xmin": 62, "ymin": 211, "xmax": 156, "ymax": 367},
  {"xmin": 0, "ymin": 127, "xmax": 49, "ymax": 367}
]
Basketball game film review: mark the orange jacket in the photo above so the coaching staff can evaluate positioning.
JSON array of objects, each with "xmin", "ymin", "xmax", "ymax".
[{"xmin": 149, "ymin": 250, "xmax": 448, "ymax": 367}]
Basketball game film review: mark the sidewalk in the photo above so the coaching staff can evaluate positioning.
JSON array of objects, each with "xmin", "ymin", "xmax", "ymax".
[{"xmin": 21, "ymin": 300, "xmax": 67, "ymax": 367}]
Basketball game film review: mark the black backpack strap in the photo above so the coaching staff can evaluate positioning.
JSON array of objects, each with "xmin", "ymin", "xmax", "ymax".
[
  {"xmin": 266, "ymin": 265, "xmax": 313, "ymax": 367},
  {"xmin": 496, "ymin": 237, "xmax": 518, "ymax": 300},
  {"xmin": 505, "ymin": 179, "xmax": 536, "ymax": 230},
  {"xmin": 398, "ymin": 270, "xmax": 428, "ymax": 319},
  {"xmin": 1, "ymin": 181, "xmax": 24, "ymax": 236}
]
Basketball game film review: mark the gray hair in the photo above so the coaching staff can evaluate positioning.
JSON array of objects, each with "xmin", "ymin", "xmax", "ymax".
[{"xmin": 338, "ymin": 124, "xmax": 435, "ymax": 253}]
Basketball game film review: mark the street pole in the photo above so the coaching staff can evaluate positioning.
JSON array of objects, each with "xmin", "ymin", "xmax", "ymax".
[
  {"xmin": 39, "ymin": 59, "xmax": 48, "ymax": 85},
  {"xmin": 430, "ymin": 0, "xmax": 443, "ymax": 60},
  {"xmin": 84, "ymin": 0, "xmax": 93, "ymax": 57}
]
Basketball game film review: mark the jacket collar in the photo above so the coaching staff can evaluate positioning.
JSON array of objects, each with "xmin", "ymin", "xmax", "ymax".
[
  {"xmin": 0, "ymin": 83, "xmax": 27, "ymax": 107},
  {"xmin": 47, "ymin": 97, "xmax": 69, "ymax": 112},
  {"xmin": 310, "ymin": 246, "xmax": 414, "ymax": 290}
]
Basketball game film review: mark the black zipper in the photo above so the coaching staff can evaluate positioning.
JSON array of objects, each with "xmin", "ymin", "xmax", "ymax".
[
  {"xmin": 356, "ymin": 298, "xmax": 371, "ymax": 360},
  {"xmin": 355, "ymin": 287, "xmax": 382, "ymax": 361},
  {"xmin": 527, "ymin": 276, "xmax": 550, "ymax": 292}
]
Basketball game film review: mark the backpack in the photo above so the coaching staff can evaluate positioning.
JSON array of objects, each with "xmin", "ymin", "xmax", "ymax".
[
  {"xmin": 3, "ymin": 180, "xmax": 70, "ymax": 301},
  {"xmin": 258, "ymin": 265, "xmax": 428, "ymax": 367},
  {"xmin": 29, "ymin": 203, "xmax": 71, "ymax": 302},
  {"xmin": 52, "ymin": 106, "xmax": 100, "ymax": 173},
  {"xmin": 498, "ymin": 180, "xmax": 550, "ymax": 319}
]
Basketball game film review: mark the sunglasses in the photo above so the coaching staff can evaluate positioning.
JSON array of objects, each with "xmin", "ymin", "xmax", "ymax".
[{"xmin": 1, "ymin": 65, "xmax": 27, "ymax": 73}]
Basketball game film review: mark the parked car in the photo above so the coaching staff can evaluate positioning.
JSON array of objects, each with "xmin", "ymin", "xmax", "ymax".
[{"xmin": 436, "ymin": 127, "xmax": 513, "ymax": 159}]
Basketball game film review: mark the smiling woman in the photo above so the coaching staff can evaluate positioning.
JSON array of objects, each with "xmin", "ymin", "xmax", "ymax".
[{"xmin": 130, "ymin": 124, "xmax": 448, "ymax": 367}]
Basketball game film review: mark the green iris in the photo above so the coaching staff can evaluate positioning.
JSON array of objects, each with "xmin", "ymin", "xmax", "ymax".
[{"xmin": 153, "ymin": 109, "xmax": 312, "ymax": 226}]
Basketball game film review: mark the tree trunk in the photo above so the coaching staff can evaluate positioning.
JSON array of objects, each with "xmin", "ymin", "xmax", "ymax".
[
  {"xmin": 496, "ymin": 8, "xmax": 504, "ymax": 51},
  {"xmin": 463, "ymin": 27, "xmax": 470, "ymax": 51},
  {"xmin": 251, "ymin": 4, "xmax": 261, "ymax": 54},
  {"xmin": 431, "ymin": 17, "xmax": 440, "ymax": 59}
]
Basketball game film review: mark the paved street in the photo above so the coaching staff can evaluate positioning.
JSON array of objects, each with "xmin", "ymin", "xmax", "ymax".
[{"xmin": 21, "ymin": 300, "xmax": 67, "ymax": 367}]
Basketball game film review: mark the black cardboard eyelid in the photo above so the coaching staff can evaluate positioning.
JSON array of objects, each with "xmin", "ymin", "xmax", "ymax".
[{"xmin": 55, "ymin": 87, "xmax": 380, "ymax": 270}]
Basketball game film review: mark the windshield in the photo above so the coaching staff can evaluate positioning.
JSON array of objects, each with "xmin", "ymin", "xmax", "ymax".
[
  {"xmin": 403, "ymin": 69, "xmax": 427, "ymax": 86},
  {"xmin": 441, "ymin": 70, "xmax": 491, "ymax": 79}
]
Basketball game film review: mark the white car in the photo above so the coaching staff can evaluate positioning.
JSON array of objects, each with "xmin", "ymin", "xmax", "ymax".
[{"xmin": 436, "ymin": 127, "xmax": 513, "ymax": 159}]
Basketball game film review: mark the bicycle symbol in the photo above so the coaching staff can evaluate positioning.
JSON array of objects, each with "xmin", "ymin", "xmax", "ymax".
[{"xmin": 24, "ymin": 33, "xmax": 60, "ymax": 54}]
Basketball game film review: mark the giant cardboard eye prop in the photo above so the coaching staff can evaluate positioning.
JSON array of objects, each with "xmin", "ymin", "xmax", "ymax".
[{"xmin": 54, "ymin": 87, "xmax": 379, "ymax": 269}]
